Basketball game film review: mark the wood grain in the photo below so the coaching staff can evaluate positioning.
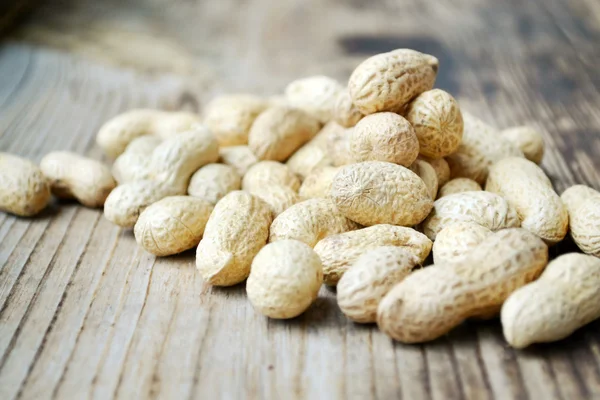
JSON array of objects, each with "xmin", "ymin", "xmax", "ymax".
[{"xmin": 0, "ymin": 0, "xmax": 599, "ymax": 399}]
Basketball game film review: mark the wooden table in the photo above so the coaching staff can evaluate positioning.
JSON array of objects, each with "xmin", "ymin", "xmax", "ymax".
[{"xmin": 0, "ymin": 0, "xmax": 599, "ymax": 399}]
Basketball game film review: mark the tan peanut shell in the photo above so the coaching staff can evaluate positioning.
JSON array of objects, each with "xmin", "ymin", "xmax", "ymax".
[
  {"xmin": 502, "ymin": 253, "xmax": 600, "ymax": 348},
  {"xmin": 250, "ymin": 185, "xmax": 300, "ymax": 217},
  {"xmin": 326, "ymin": 123, "xmax": 354, "ymax": 166},
  {"xmin": 348, "ymin": 49, "xmax": 439, "ymax": 115},
  {"xmin": 337, "ymin": 246, "xmax": 420, "ymax": 323},
  {"xmin": 285, "ymin": 125, "xmax": 333, "ymax": 179},
  {"xmin": 269, "ymin": 198, "xmax": 359, "ymax": 247},
  {"xmin": 40, "ymin": 151, "xmax": 116, "ymax": 208},
  {"xmin": 501, "ymin": 126, "xmax": 545, "ymax": 164},
  {"xmin": 334, "ymin": 90, "xmax": 364, "ymax": 127},
  {"xmin": 561, "ymin": 185, "xmax": 600, "ymax": 256},
  {"xmin": 486, "ymin": 157, "xmax": 568, "ymax": 244},
  {"xmin": 246, "ymin": 240, "xmax": 323, "ymax": 319},
  {"xmin": 350, "ymin": 112, "xmax": 419, "ymax": 167},
  {"xmin": 377, "ymin": 228, "xmax": 548, "ymax": 343},
  {"xmin": 285, "ymin": 76, "xmax": 344, "ymax": 123},
  {"xmin": 437, "ymin": 177, "xmax": 482, "ymax": 198},
  {"xmin": 446, "ymin": 112, "xmax": 523, "ymax": 184},
  {"xmin": 242, "ymin": 161, "xmax": 301, "ymax": 192},
  {"xmin": 405, "ymin": 89, "xmax": 464, "ymax": 159},
  {"xmin": 219, "ymin": 145, "xmax": 259, "ymax": 177},
  {"xmin": 188, "ymin": 164, "xmax": 241, "ymax": 204},
  {"xmin": 314, "ymin": 224, "xmax": 432, "ymax": 285},
  {"xmin": 97, "ymin": 109, "xmax": 200, "ymax": 158},
  {"xmin": 134, "ymin": 196, "xmax": 213, "ymax": 256},
  {"xmin": 299, "ymin": 166, "xmax": 340, "ymax": 199},
  {"xmin": 410, "ymin": 159, "xmax": 438, "ymax": 199},
  {"xmin": 248, "ymin": 106, "xmax": 321, "ymax": 161},
  {"xmin": 203, "ymin": 94, "xmax": 268, "ymax": 146},
  {"xmin": 421, "ymin": 191, "xmax": 520, "ymax": 240},
  {"xmin": 104, "ymin": 127, "xmax": 219, "ymax": 228},
  {"xmin": 196, "ymin": 191, "xmax": 272, "ymax": 286},
  {"xmin": 419, "ymin": 156, "xmax": 450, "ymax": 187},
  {"xmin": 0, "ymin": 153, "xmax": 51, "ymax": 217},
  {"xmin": 432, "ymin": 222, "xmax": 492, "ymax": 264},
  {"xmin": 112, "ymin": 135, "xmax": 162, "ymax": 184},
  {"xmin": 331, "ymin": 161, "xmax": 433, "ymax": 227}
]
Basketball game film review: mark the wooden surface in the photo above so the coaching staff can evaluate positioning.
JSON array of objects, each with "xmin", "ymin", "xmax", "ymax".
[{"xmin": 1, "ymin": 0, "xmax": 600, "ymax": 399}]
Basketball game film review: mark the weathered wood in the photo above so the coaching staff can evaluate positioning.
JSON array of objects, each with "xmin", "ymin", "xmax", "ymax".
[{"xmin": 0, "ymin": 0, "xmax": 599, "ymax": 399}]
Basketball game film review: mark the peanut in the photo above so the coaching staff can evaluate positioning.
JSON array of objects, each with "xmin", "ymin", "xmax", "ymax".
[
  {"xmin": 203, "ymin": 94, "xmax": 268, "ymax": 146},
  {"xmin": 269, "ymin": 198, "xmax": 359, "ymax": 247},
  {"xmin": 337, "ymin": 246, "xmax": 420, "ymax": 323},
  {"xmin": 218, "ymin": 145, "xmax": 259, "ymax": 177},
  {"xmin": 40, "ymin": 151, "xmax": 116, "ymax": 208},
  {"xmin": 405, "ymin": 89, "xmax": 464, "ymax": 159},
  {"xmin": 196, "ymin": 191, "xmax": 272, "ymax": 286},
  {"xmin": 331, "ymin": 161, "xmax": 433, "ymax": 227},
  {"xmin": 248, "ymin": 106, "xmax": 321, "ymax": 161},
  {"xmin": 432, "ymin": 222, "xmax": 492, "ymax": 264},
  {"xmin": 334, "ymin": 90, "xmax": 364, "ymax": 127},
  {"xmin": 561, "ymin": 185, "xmax": 600, "ymax": 256},
  {"xmin": 326, "ymin": 123, "xmax": 354, "ymax": 166},
  {"xmin": 501, "ymin": 253, "xmax": 600, "ymax": 348},
  {"xmin": 298, "ymin": 166, "xmax": 340, "ymax": 199},
  {"xmin": 419, "ymin": 156, "xmax": 450, "ymax": 187},
  {"xmin": 313, "ymin": 224, "xmax": 432, "ymax": 285},
  {"xmin": 501, "ymin": 126, "xmax": 545, "ymax": 164},
  {"xmin": 446, "ymin": 112, "xmax": 523, "ymax": 184},
  {"xmin": 188, "ymin": 164, "xmax": 241, "ymax": 205},
  {"xmin": 377, "ymin": 228, "xmax": 548, "ymax": 343},
  {"xmin": 437, "ymin": 177, "xmax": 482, "ymax": 198},
  {"xmin": 104, "ymin": 127, "xmax": 219, "ymax": 228},
  {"xmin": 350, "ymin": 112, "xmax": 419, "ymax": 167},
  {"xmin": 285, "ymin": 124, "xmax": 334, "ymax": 179},
  {"xmin": 97, "ymin": 109, "xmax": 200, "ymax": 158},
  {"xmin": 421, "ymin": 191, "xmax": 520, "ymax": 240},
  {"xmin": 486, "ymin": 157, "xmax": 568, "ymax": 244},
  {"xmin": 410, "ymin": 159, "xmax": 438, "ymax": 199},
  {"xmin": 348, "ymin": 49, "xmax": 438, "ymax": 115},
  {"xmin": 246, "ymin": 240, "xmax": 323, "ymax": 319},
  {"xmin": 251, "ymin": 185, "xmax": 300, "ymax": 217},
  {"xmin": 0, "ymin": 153, "xmax": 51, "ymax": 217},
  {"xmin": 112, "ymin": 135, "xmax": 162, "ymax": 184},
  {"xmin": 285, "ymin": 76, "xmax": 344, "ymax": 123},
  {"xmin": 134, "ymin": 196, "xmax": 213, "ymax": 256},
  {"xmin": 242, "ymin": 161, "xmax": 301, "ymax": 193}
]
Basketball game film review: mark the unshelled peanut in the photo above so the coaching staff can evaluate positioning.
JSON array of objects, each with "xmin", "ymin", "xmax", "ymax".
[
  {"xmin": 298, "ymin": 166, "xmax": 340, "ymax": 199},
  {"xmin": 285, "ymin": 76, "xmax": 344, "ymax": 123},
  {"xmin": 334, "ymin": 90, "xmax": 364, "ymax": 127},
  {"xmin": 436, "ymin": 177, "xmax": 481, "ymax": 198},
  {"xmin": 188, "ymin": 164, "xmax": 241, "ymax": 205},
  {"xmin": 218, "ymin": 145, "xmax": 259, "ymax": 177},
  {"xmin": 561, "ymin": 185, "xmax": 600, "ymax": 256},
  {"xmin": 501, "ymin": 126, "xmax": 545, "ymax": 164},
  {"xmin": 432, "ymin": 222, "xmax": 492, "ymax": 264},
  {"xmin": 242, "ymin": 161, "xmax": 301, "ymax": 193},
  {"xmin": 0, "ymin": 153, "xmax": 51, "ymax": 217},
  {"xmin": 410, "ymin": 159, "xmax": 438, "ymax": 199}
]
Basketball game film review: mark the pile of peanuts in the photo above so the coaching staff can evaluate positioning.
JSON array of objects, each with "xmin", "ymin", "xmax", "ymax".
[{"xmin": 1, "ymin": 48, "xmax": 599, "ymax": 349}]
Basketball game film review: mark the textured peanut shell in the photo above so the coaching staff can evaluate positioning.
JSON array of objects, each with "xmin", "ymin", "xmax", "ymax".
[
  {"xmin": 246, "ymin": 240, "xmax": 323, "ymax": 319},
  {"xmin": 446, "ymin": 112, "xmax": 523, "ymax": 184},
  {"xmin": 104, "ymin": 128, "xmax": 219, "ymax": 228},
  {"xmin": 219, "ymin": 146, "xmax": 258, "ymax": 177},
  {"xmin": 410, "ymin": 159, "xmax": 438, "ymax": 199},
  {"xmin": 314, "ymin": 224, "xmax": 432, "ymax": 285},
  {"xmin": 188, "ymin": 164, "xmax": 241, "ymax": 205},
  {"xmin": 432, "ymin": 222, "xmax": 492, "ymax": 264},
  {"xmin": 269, "ymin": 198, "xmax": 360, "ymax": 247},
  {"xmin": 97, "ymin": 109, "xmax": 200, "ymax": 158},
  {"xmin": 285, "ymin": 126, "xmax": 333, "ymax": 180},
  {"xmin": 422, "ymin": 191, "xmax": 520, "ymax": 240},
  {"xmin": 40, "ymin": 151, "xmax": 116, "ymax": 208},
  {"xmin": 405, "ymin": 89, "xmax": 463, "ymax": 159},
  {"xmin": 326, "ymin": 123, "xmax": 355, "ymax": 167},
  {"xmin": 377, "ymin": 228, "xmax": 548, "ymax": 343},
  {"xmin": 134, "ymin": 196, "xmax": 213, "ymax": 256},
  {"xmin": 299, "ymin": 167, "xmax": 340, "ymax": 199},
  {"xmin": 112, "ymin": 135, "xmax": 162, "ymax": 184},
  {"xmin": 437, "ymin": 178, "xmax": 482, "ymax": 199},
  {"xmin": 249, "ymin": 185, "xmax": 300, "ymax": 217},
  {"xmin": 0, "ymin": 153, "xmax": 51, "ymax": 217},
  {"xmin": 196, "ymin": 191, "xmax": 272, "ymax": 286},
  {"xmin": 331, "ymin": 161, "xmax": 433, "ymax": 227},
  {"xmin": 561, "ymin": 185, "xmax": 600, "ymax": 256},
  {"xmin": 334, "ymin": 90, "xmax": 364, "ymax": 127},
  {"xmin": 486, "ymin": 157, "xmax": 568, "ymax": 244},
  {"xmin": 242, "ymin": 161, "xmax": 301, "ymax": 192},
  {"xmin": 350, "ymin": 112, "xmax": 419, "ymax": 167},
  {"xmin": 285, "ymin": 76, "xmax": 344, "ymax": 123},
  {"xmin": 337, "ymin": 246, "xmax": 420, "ymax": 323},
  {"xmin": 203, "ymin": 94, "xmax": 268, "ymax": 146},
  {"xmin": 348, "ymin": 49, "xmax": 438, "ymax": 115},
  {"xmin": 501, "ymin": 126, "xmax": 545, "ymax": 164},
  {"xmin": 502, "ymin": 253, "xmax": 600, "ymax": 348},
  {"xmin": 419, "ymin": 156, "xmax": 450, "ymax": 187},
  {"xmin": 248, "ymin": 106, "xmax": 321, "ymax": 161}
]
